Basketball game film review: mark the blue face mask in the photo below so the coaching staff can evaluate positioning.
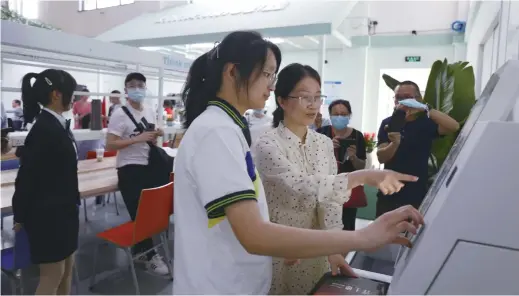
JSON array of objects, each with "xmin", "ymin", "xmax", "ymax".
[
  {"xmin": 252, "ymin": 109, "xmax": 264, "ymax": 115},
  {"xmin": 127, "ymin": 88, "xmax": 146, "ymax": 103},
  {"xmin": 398, "ymin": 98, "xmax": 428, "ymax": 110},
  {"xmin": 330, "ymin": 115, "xmax": 350, "ymax": 130}
]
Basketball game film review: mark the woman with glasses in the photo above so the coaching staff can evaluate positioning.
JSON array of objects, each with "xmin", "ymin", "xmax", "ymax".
[
  {"xmin": 255, "ymin": 64, "xmax": 421, "ymax": 295},
  {"xmin": 317, "ymin": 100, "xmax": 366, "ymax": 232}
]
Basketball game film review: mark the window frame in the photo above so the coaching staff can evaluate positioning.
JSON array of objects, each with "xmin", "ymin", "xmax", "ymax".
[{"xmin": 78, "ymin": 0, "xmax": 135, "ymax": 12}]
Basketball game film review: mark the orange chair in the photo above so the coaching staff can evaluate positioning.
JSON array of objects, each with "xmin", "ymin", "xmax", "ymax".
[
  {"xmin": 85, "ymin": 150, "xmax": 119, "ymax": 218},
  {"xmin": 89, "ymin": 182, "xmax": 174, "ymax": 294}
]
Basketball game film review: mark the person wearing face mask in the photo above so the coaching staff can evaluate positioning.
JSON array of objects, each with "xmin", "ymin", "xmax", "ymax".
[
  {"xmin": 105, "ymin": 72, "xmax": 169, "ymax": 276},
  {"xmin": 376, "ymin": 81, "xmax": 460, "ymax": 217},
  {"xmin": 309, "ymin": 111, "xmax": 330, "ymax": 130},
  {"xmin": 317, "ymin": 99, "xmax": 366, "ymax": 232}
]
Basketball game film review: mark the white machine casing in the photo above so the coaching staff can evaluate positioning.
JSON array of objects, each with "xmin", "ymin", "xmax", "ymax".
[{"xmin": 389, "ymin": 60, "xmax": 519, "ymax": 295}]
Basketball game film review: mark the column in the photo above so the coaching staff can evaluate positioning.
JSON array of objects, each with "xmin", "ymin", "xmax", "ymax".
[
  {"xmin": 496, "ymin": 0, "xmax": 511, "ymax": 68},
  {"xmin": 317, "ymin": 35, "xmax": 327, "ymax": 85}
]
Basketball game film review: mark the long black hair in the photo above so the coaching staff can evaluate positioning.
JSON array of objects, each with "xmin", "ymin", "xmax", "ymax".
[
  {"xmin": 181, "ymin": 31, "xmax": 282, "ymax": 129},
  {"xmin": 272, "ymin": 63, "xmax": 321, "ymax": 127},
  {"xmin": 21, "ymin": 69, "xmax": 77, "ymax": 125}
]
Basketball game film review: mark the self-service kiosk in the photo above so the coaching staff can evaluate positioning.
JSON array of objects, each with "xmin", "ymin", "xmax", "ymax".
[{"xmin": 349, "ymin": 60, "xmax": 519, "ymax": 295}]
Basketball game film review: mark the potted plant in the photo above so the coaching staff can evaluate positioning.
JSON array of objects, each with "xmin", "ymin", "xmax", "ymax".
[
  {"xmin": 382, "ymin": 59, "xmax": 477, "ymax": 186},
  {"xmin": 363, "ymin": 132, "xmax": 376, "ymax": 169}
]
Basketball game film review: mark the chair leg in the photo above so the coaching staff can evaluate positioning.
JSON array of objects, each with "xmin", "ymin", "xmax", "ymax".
[
  {"xmin": 9, "ymin": 277, "xmax": 17, "ymax": 295},
  {"xmin": 114, "ymin": 193, "xmax": 120, "ymax": 216},
  {"xmin": 19, "ymin": 269, "xmax": 25, "ymax": 295},
  {"xmin": 125, "ymin": 248, "xmax": 140, "ymax": 295},
  {"xmin": 82, "ymin": 199, "xmax": 88, "ymax": 222},
  {"xmin": 89, "ymin": 244, "xmax": 100, "ymax": 291},
  {"xmin": 1, "ymin": 215, "xmax": 4, "ymax": 230},
  {"xmin": 160, "ymin": 233, "xmax": 174, "ymax": 280}
]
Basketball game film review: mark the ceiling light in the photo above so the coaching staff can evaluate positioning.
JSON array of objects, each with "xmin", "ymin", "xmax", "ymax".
[
  {"xmin": 304, "ymin": 36, "xmax": 320, "ymax": 44},
  {"xmin": 189, "ymin": 43, "xmax": 216, "ymax": 49},
  {"xmin": 266, "ymin": 37, "xmax": 285, "ymax": 44}
]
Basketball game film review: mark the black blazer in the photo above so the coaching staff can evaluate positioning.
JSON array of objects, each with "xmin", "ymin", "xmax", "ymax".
[{"xmin": 12, "ymin": 110, "xmax": 80, "ymax": 224}]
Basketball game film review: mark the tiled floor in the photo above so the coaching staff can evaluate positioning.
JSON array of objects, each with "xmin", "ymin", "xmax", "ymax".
[{"xmin": 1, "ymin": 196, "xmax": 374, "ymax": 295}]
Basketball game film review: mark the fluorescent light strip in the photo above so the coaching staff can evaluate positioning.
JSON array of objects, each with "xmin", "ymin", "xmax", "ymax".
[{"xmin": 304, "ymin": 36, "xmax": 320, "ymax": 44}]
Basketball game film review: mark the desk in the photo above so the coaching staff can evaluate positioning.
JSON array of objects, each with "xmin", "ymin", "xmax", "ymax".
[
  {"xmin": 1, "ymin": 149, "xmax": 17, "ymax": 161},
  {"xmin": 1, "ymin": 169, "xmax": 118, "ymax": 213},
  {"xmin": 1, "ymin": 157, "xmax": 116, "ymax": 187}
]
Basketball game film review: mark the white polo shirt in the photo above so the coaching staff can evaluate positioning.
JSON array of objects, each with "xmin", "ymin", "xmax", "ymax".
[
  {"xmin": 107, "ymin": 105, "xmax": 156, "ymax": 168},
  {"xmin": 173, "ymin": 98, "xmax": 272, "ymax": 295}
]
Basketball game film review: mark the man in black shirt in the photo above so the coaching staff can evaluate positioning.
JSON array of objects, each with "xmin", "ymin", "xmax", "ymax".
[{"xmin": 375, "ymin": 81, "xmax": 459, "ymax": 217}]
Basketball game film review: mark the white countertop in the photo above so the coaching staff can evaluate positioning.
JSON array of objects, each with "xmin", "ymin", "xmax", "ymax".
[{"xmin": 8, "ymin": 125, "xmax": 185, "ymax": 146}]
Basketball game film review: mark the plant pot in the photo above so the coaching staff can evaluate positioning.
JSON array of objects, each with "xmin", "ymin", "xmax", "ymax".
[{"xmin": 365, "ymin": 152, "xmax": 374, "ymax": 169}]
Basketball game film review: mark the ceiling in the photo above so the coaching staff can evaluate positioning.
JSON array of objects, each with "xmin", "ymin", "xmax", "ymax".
[{"xmin": 140, "ymin": 34, "xmax": 346, "ymax": 60}]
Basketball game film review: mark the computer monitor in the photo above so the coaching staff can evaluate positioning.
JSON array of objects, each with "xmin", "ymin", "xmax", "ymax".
[{"xmin": 388, "ymin": 60, "xmax": 519, "ymax": 294}]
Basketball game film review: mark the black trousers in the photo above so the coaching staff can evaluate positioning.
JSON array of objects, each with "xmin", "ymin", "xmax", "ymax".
[
  {"xmin": 342, "ymin": 207, "xmax": 357, "ymax": 231},
  {"xmin": 117, "ymin": 164, "xmax": 156, "ymax": 260}
]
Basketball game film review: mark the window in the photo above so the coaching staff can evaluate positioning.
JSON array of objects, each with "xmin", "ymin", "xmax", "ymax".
[
  {"xmin": 78, "ymin": 0, "xmax": 134, "ymax": 11},
  {"xmin": 7, "ymin": 0, "xmax": 39, "ymax": 19}
]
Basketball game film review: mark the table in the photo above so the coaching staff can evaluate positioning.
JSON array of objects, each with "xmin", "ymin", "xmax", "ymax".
[
  {"xmin": 1, "ymin": 157, "xmax": 117, "ymax": 187},
  {"xmin": 1, "ymin": 148, "xmax": 17, "ymax": 161},
  {"xmin": 1, "ymin": 169, "xmax": 118, "ymax": 213}
]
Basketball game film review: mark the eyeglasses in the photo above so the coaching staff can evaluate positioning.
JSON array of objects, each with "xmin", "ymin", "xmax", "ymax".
[
  {"xmin": 262, "ymin": 71, "xmax": 277, "ymax": 86},
  {"xmin": 288, "ymin": 95, "xmax": 326, "ymax": 106}
]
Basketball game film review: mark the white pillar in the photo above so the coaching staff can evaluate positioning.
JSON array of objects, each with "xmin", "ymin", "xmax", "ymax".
[
  {"xmin": 317, "ymin": 35, "xmax": 327, "ymax": 85},
  {"xmin": 453, "ymin": 43, "xmax": 467, "ymax": 61},
  {"xmin": 496, "ymin": 0, "xmax": 511, "ymax": 68}
]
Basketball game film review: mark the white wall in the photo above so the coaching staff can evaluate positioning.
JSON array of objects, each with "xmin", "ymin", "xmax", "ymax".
[
  {"xmin": 465, "ymin": 0, "xmax": 518, "ymax": 95},
  {"xmin": 37, "ymin": 0, "xmax": 186, "ymax": 37},
  {"xmin": 342, "ymin": 1, "xmax": 462, "ymax": 36},
  {"xmin": 275, "ymin": 45, "xmax": 454, "ymax": 133}
]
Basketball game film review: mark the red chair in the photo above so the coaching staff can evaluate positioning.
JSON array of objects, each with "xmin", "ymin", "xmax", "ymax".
[
  {"xmin": 89, "ymin": 182, "xmax": 174, "ymax": 294},
  {"xmin": 85, "ymin": 150, "xmax": 119, "ymax": 218},
  {"xmin": 86, "ymin": 150, "xmax": 117, "ymax": 159}
]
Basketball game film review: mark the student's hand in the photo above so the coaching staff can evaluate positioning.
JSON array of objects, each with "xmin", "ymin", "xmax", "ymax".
[
  {"xmin": 328, "ymin": 254, "xmax": 357, "ymax": 277},
  {"xmin": 363, "ymin": 169, "xmax": 418, "ymax": 195},
  {"xmin": 284, "ymin": 258, "xmax": 301, "ymax": 266},
  {"xmin": 356, "ymin": 205, "xmax": 424, "ymax": 251},
  {"xmin": 332, "ymin": 137, "xmax": 341, "ymax": 149},
  {"xmin": 156, "ymin": 128, "xmax": 164, "ymax": 137},
  {"xmin": 13, "ymin": 223, "xmax": 22, "ymax": 232},
  {"xmin": 134, "ymin": 131, "xmax": 157, "ymax": 143},
  {"xmin": 346, "ymin": 145, "xmax": 356, "ymax": 158},
  {"xmin": 387, "ymin": 132, "xmax": 401, "ymax": 144}
]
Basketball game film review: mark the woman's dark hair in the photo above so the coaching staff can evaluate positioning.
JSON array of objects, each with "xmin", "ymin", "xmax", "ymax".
[
  {"xmin": 328, "ymin": 99, "xmax": 352, "ymax": 115},
  {"xmin": 181, "ymin": 31, "xmax": 282, "ymax": 129},
  {"xmin": 272, "ymin": 63, "xmax": 321, "ymax": 127},
  {"xmin": 21, "ymin": 69, "xmax": 77, "ymax": 124},
  {"xmin": 111, "ymin": 90, "xmax": 121, "ymax": 94}
]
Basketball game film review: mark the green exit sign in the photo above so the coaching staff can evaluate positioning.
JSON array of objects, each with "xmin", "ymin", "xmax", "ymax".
[{"xmin": 405, "ymin": 56, "xmax": 421, "ymax": 62}]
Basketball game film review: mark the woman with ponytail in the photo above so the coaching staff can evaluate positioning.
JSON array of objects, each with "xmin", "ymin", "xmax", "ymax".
[
  {"xmin": 174, "ymin": 32, "xmax": 424, "ymax": 295},
  {"xmin": 13, "ymin": 69, "xmax": 80, "ymax": 295}
]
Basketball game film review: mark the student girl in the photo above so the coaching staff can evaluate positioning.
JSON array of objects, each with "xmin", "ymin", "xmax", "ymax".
[
  {"xmin": 173, "ymin": 31, "xmax": 424, "ymax": 295},
  {"xmin": 12, "ymin": 69, "xmax": 80, "ymax": 295}
]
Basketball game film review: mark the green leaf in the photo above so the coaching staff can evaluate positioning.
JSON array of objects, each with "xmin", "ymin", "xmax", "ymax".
[{"xmin": 382, "ymin": 74, "xmax": 400, "ymax": 91}]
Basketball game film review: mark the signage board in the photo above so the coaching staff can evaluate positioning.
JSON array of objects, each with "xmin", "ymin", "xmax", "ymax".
[
  {"xmin": 405, "ymin": 56, "xmax": 421, "ymax": 62},
  {"xmin": 163, "ymin": 56, "xmax": 192, "ymax": 72},
  {"xmin": 156, "ymin": 2, "xmax": 289, "ymax": 24}
]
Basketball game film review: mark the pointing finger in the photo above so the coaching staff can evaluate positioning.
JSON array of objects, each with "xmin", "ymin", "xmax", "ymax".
[{"xmin": 395, "ymin": 173, "xmax": 418, "ymax": 182}]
